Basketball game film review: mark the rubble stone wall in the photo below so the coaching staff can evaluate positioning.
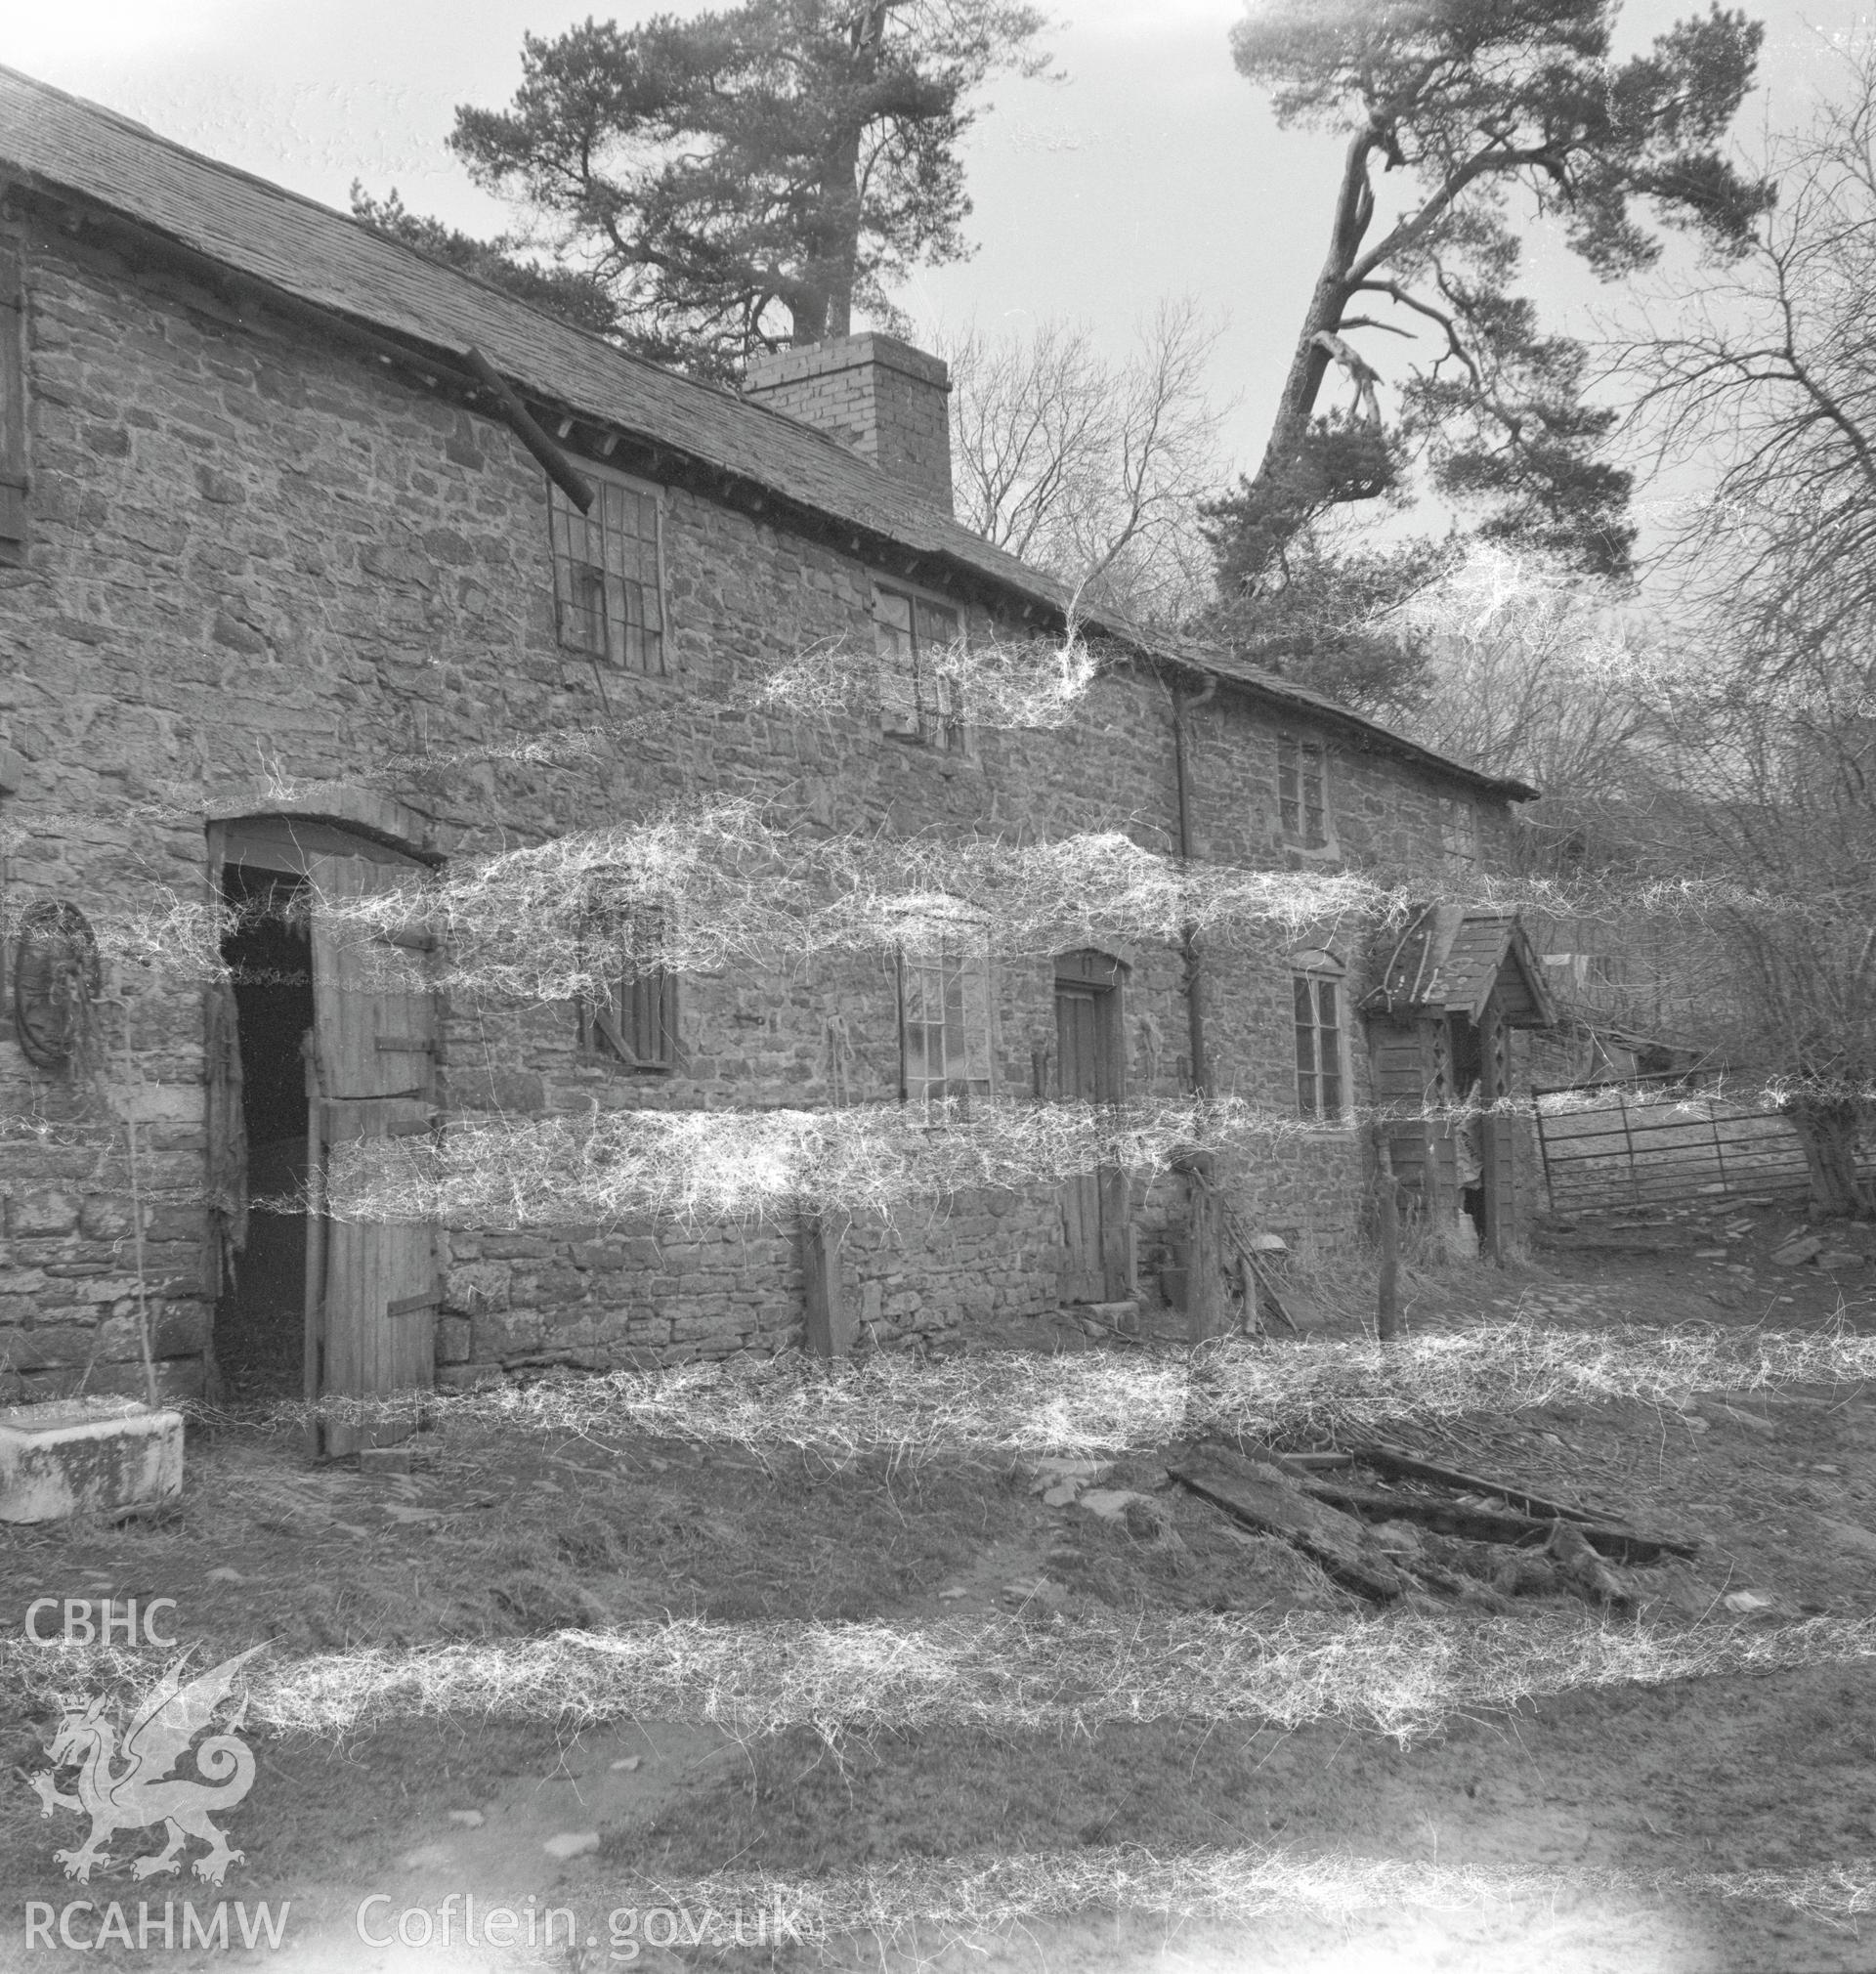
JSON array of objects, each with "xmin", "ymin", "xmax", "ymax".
[{"xmin": 0, "ymin": 207, "xmax": 1522, "ymax": 1397}]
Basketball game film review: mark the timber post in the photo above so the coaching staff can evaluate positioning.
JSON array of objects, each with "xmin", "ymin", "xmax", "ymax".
[
  {"xmin": 1178, "ymin": 1151, "xmax": 1229, "ymax": 1342},
  {"xmin": 800, "ymin": 1208, "xmax": 853, "ymax": 1358},
  {"xmin": 1171, "ymin": 672, "xmax": 1217, "ymax": 1098},
  {"xmin": 1374, "ymin": 1123, "xmax": 1402, "ymax": 1343}
]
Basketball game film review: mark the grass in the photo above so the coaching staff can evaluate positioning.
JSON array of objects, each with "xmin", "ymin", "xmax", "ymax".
[
  {"xmin": 0, "ymin": 1429, "xmax": 1036, "ymax": 1643},
  {"xmin": 226, "ymin": 1315, "xmax": 1876, "ymax": 1454},
  {"xmin": 11, "ymin": 1609, "xmax": 1874, "ymax": 1747},
  {"xmin": 11, "ymin": 1304, "xmax": 1876, "ymax": 1962}
]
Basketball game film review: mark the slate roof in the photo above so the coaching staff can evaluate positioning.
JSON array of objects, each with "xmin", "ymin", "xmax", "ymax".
[
  {"xmin": 1366, "ymin": 905, "xmax": 1559, "ymax": 1029},
  {"xmin": 0, "ymin": 62, "xmax": 1538, "ymax": 802}
]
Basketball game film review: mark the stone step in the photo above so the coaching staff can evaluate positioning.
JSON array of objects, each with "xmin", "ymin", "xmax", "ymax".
[{"xmin": 0, "ymin": 1395, "xmax": 184, "ymax": 1523}]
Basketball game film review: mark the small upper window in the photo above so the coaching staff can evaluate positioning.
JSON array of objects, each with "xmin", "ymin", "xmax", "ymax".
[
  {"xmin": 0, "ymin": 238, "xmax": 25, "ymax": 566},
  {"xmin": 1277, "ymin": 733, "xmax": 1329, "ymax": 848},
  {"xmin": 900, "ymin": 938, "xmax": 993, "ymax": 1106},
  {"xmin": 874, "ymin": 587, "xmax": 964, "ymax": 750},
  {"xmin": 1291, "ymin": 951, "xmax": 1346, "ymax": 1122},
  {"xmin": 550, "ymin": 473, "xmax": 664, "ymax": 673}
]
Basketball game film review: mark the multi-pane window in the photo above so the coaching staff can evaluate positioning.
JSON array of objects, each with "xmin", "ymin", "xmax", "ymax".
[
  {"xmin": 874, "ymin": 587, "xmax": 963, "ymax": 750},
  {"xmin": 580, "ymin": 909, "xmax": 678, "ymax": 1071},
  {"xmin": 1277, "ymin": 734, "xmax": 1328, "ymax": 847},
  {"xmin": 1293, "ymin": 971, "xmax": 1345, "ymax": 1121},
  {"xmin": 1440, "ymin": 796, "xmax": 1478, "ymax": 874},
  {"xmin": 900, "ymin": 941, "xmax": 993, "ymax": 1105},
  {"xmin": 0, "ymin": 238, "xmax": 25, "ymax": 565},
  {"xmin": 549, "ymin": 474, "xmax": 664, "ymax": 673}
]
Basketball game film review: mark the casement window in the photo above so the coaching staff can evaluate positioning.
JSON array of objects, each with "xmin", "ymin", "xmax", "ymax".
[
  {"xmin": 579, "ymin": 908, "xmax": 679, "ymax": 1071},
  {"xmin": 549, "ymin": 470, "xmax": 664, "ymax": 673},
  {"xmin": 1440, "ymin": 796, "xmax": 1478, "ymax": 874},
  {"xmin": 1291, "ymin": 949, "xmax": 1348, "ymax": 1123},
  {"xmin": 900, "ymin": 939, "xmax": 994, "ymax": 1106},
  {"xmin": 1277, "ymin": 733, "xmax": 1329, "ymax": 848},
  {"xmin": 0, "ymin": 237, "xmax": 25, "ymax": 565},
  {"xmin": 874, "ymin": 586, "xmax": 964, "ymax": 750}
]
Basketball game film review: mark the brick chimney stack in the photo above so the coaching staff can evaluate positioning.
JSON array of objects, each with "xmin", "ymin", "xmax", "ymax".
[{"xmin": 744, "ymin": 332, "xmax": 954, "ymax": 516}]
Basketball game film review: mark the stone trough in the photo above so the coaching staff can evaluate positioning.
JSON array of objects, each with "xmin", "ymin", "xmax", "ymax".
[{"xmin": 0, "ymin": 1395, "xmax": 185, "ymax": 1523}]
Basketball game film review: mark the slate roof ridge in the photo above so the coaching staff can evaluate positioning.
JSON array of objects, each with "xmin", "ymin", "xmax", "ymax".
[
  {"xmin": 0, "ymin": 60, "xmax": 772, "ymax": 419},
  {"xmin": 0, "ymin": 62, "xmax": 1078, "ymax": 592},
  {"xmin": 0, "ymin": 59, "xmax": 1540, "ymax": 803}
]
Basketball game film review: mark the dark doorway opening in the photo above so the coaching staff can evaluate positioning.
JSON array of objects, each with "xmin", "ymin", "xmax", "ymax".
[
  {"xmin": 213, "ymin": 866, "xmax": 314, "ymax": 1401},
  {"xmin": 1448, "ymin": 1014, "xmax": 1489, "ymax": 1249}
]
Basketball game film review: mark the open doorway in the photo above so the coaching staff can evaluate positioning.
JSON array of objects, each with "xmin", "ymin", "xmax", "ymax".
[
  {"xmin": 1448, "ymin": 1013, "xmax": 1489, "ymax": 1252},
  {"xmin": 212, "ymin": 865, "xmax": 314, "ymax": 1401}
]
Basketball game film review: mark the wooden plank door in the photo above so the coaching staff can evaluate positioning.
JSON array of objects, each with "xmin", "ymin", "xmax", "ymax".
[
  {"xmin": 1056, "ymin": 983, "xmax": 1103, "ymax": 1303},
  {"xmin": 307, "ymin": 854, "xmax": 439, "ymax": 1456},
  {"xmin": 1056, "ymin": 976, "xmax": 1130, "ymax": 1303},
  {"xmin": 1478, "ymin": 997, "xmax": 1516, "ymax": 1262},
  {"xmin": 1369, "ymin": 1016, "xmax": 1437, "ymax": 1216}
]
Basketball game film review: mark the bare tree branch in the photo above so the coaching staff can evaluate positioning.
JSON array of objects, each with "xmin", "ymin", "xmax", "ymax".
[
  {"xmin": 1615, "ymin": 34, "xmax": 1876, "ymax": 672},
  {"xmin": 942, "ymin": 301, "xmax": 1230, "ymax": 626}
]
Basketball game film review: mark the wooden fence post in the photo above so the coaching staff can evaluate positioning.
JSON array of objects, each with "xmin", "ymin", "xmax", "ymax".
[
  {"xmin": 1099, "ymin": 1166, "xmax": 1134, "ymax": 1301},
  {"xmin": 1374, "ymin": 1125, "xmax": 1402, "ymax": 1344},
  {"xmin": 801, "ymin": 1209, "xmax": 853, "ymax": 1358},
  {"xmin": 1182, "ymin": 1157, "xmax": 1229, "ymax": 1342}
]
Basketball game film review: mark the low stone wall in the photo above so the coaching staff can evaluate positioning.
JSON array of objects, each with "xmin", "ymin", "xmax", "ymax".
[
  {"xmin": 440, "ymin": 1219, "xmax": 804, "ymax": 1378},
  {"xmin": 0, "ymin": 1142, "xmax": 213, "ymax": 1404}
]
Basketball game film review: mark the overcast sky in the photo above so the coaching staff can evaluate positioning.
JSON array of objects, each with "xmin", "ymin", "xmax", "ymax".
[{"xmin": 6, "ymin": 0, "xmax": 1872, "ymax": 535}]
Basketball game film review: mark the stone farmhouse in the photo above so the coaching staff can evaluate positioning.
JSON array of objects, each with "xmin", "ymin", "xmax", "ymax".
[{"xmin": 0, "ymin": 65, "xmax": 1556, "ymax": 1435}]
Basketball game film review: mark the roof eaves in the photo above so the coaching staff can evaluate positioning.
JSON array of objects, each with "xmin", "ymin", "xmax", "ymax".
[{"xmin": 0, "ymin": 61, "xmax": 1539, "ymax": 805}]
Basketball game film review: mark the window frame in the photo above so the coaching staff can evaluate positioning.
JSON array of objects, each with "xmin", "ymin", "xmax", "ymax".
[
  {"xmin": 1290, "ymin": 949, "xmax": 1350, "ymax": 1126},
  {"xmin": 1439, "ymin": 795, "xmax": 1478, "ymax": 875},
  {"xmin": 874, "ymin": 581, "xmax": 968, "ymax": 752},
  {"xmin": 577, "ymin": 906, "xmax": 681, "ymax": 1074},
  {"xmin": 898, "ymin": 932, "xmax": 995, "ymax": 1109},
  {"xmin": 548, "ymin": 462, "xmax": 668, "ymax": 675},
  {"xmin": 1276, "ymin": 732, "xmax": 1333, "ymax": 852}
]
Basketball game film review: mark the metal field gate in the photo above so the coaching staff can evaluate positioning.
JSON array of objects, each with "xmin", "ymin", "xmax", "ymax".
[{"xmin": 1533, "ymin": 1071, "xmax": 1875, "ymax": 1213}]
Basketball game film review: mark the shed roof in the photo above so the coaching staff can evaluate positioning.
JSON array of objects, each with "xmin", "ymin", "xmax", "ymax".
[
  {"xmin": 1365, "ymin": 904, "xmax": 1559, "ymax": 1030},
  {"xmin": 0, "ymin": 62, "xmax": 1538, "ymax": 802}
]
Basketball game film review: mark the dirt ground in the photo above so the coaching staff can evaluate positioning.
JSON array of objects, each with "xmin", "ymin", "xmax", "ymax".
[{"xmin": 4, "ymin": 1191, "xmax": 1875, "ymax": 1973}]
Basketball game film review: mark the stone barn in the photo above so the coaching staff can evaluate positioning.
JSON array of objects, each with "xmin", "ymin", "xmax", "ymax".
[{"xmin": 0, "ymin": 64, "xmax": 1550, "ymax": 1435}]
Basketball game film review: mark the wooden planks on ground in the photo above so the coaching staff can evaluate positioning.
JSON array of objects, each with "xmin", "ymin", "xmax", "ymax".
[
  {"xmin": 1208, "ymin": 1439, "xmax": 1697, "ymax": 1565},
  {"xmin": 1350, "ymin": 1441, "xmax": 1698, "ymax": 1562},
  {"xmin": 1169, "ymin": 1454, "xmax": 1407, "ymax": 1603}
]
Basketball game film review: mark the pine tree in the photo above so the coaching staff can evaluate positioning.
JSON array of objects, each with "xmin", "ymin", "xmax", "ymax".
[
  {"xmin": 1204, "ymin": 0, "xmax": 1771, "ymax": 615},
  {"xmin": 392, "ymin": 1, "xmax": 1050, "ymax": 379}
]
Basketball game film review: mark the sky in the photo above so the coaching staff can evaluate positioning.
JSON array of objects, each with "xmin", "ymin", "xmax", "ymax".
[{"xmin": 3, "ymin": 0, "xmax": 1873, "ymax": 532}]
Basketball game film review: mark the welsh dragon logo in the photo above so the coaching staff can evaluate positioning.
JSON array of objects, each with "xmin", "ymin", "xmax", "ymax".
[{"xmin": 29, "ymin": 1645, "xmax": 265, "ymax": 1885}]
